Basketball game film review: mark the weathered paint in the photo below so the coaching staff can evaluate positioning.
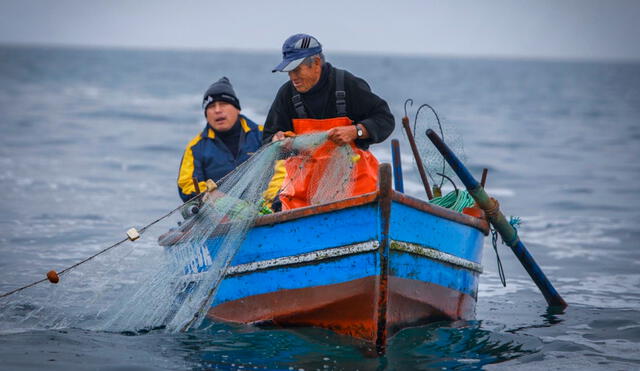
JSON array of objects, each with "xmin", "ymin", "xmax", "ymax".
[
  {"xmin": 214, "ymin": 249, "xmax": 379, "ymax": 305},
  {"xmin": 210, "ymin": 276, "xmax": 380, "ymax": 341},
  {"xmin": 231, "ymin": 202, "xmax": 379, "ymax": 266},
  {"xmin": 390, "ymin": 241, "xmax": 483, "ymax": 273},
  {"xmin": 389, "ymin": 247, "xmax": 480, "ymax": 298},
  {"xmin": 389, "ymin": 201, "xmax": 485, "ymax": 264},
  {"xmin": 208, "ymin": 275, "xmax": 476, "ymax": 343},
  {"xmin": 164, "ymin": 163, "xmax": 486, "ymax": 349},
  {"xmin": 226, "ymin": 241, "xmax": 380, "ymax": 276}
]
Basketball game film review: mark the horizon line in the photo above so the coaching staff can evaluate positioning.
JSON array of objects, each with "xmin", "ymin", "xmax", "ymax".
[{"xmin": 1, "ymin": 41, "xmax": 639, "ymax": 65}]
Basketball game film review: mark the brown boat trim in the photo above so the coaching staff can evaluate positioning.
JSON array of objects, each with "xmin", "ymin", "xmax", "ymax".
[
  {"xmin": 375, "ymin": 164, "xmax": 392, "ymax": 354},
  {"xmin": 253, "ymin": 192, "xmax": 378, "ymax": 227}
]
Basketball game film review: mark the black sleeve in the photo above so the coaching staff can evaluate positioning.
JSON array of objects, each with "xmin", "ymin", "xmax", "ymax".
[
  {"xmin": 346, "ymin": 72, "xmax": 395, "ymax": 148},
  {"xmin": 263, "ymin": 83, "xmax": 295, "ymax": 145}
]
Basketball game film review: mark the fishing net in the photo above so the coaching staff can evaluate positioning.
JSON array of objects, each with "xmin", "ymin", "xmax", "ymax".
[
  {"xmin": 0, "ymin": 132, "xmax": 358, "ymax": 334},
  {"xmin": 409, "ymin": 103, "xmax": 467, "ymax": 192}
]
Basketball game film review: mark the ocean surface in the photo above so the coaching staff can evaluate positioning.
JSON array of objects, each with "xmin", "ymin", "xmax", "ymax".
[{"xmin": 0, "ymin": 45, "xmax": 639, "ymax": 370}]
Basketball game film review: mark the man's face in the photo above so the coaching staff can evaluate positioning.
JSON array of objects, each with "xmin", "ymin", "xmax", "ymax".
[
  {"xmin": 206, "ymin": 101, "xmax": 240, "ymax": 132},
  {"xmin": 288, "ymin": 58, "xmax": 322, "ymax": 93}
]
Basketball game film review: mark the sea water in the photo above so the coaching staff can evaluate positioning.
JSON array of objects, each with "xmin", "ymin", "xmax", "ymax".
[{"xmin": 0, "ymin": 45, "xmax": 639, "ymax": 370}]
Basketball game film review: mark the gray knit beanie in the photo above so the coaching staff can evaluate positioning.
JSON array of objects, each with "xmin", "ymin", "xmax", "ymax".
[{"xmin": 202, "ymin": 77, "xmax": 241, "ymax": 113}]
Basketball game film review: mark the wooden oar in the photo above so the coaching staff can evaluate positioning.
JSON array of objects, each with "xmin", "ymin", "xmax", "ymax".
[{"xmin": 426, "ymin": 129, "xmax": 567, "ymax": 308}]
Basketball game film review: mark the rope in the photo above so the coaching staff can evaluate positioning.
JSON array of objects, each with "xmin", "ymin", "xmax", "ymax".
[
  {"xmin": 0, "ymin": 278, "xmax": 49, "ymax": 299},
  {"xmin": 428, "ymin": 189, "xmax": 476, "ymax": 213},
  {"xmin": 484, "ymin": 197, "xmax": 500, "ymax": 220},
  {"xmin": 0, "ymin": 192, "xmax": 206, "ymax": 300},
  {"xmin": 491, "ymin": 227, "xmax": 507, "ymax": 287},
  {"xmin": 489, "ymin": 216, "xmax": 522, "ymax": 288}
]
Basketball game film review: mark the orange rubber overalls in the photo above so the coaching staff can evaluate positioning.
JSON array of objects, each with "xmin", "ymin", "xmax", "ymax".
[{"xmin": 279, "ymin": 116, "xmax": 379, "ymax": 210}]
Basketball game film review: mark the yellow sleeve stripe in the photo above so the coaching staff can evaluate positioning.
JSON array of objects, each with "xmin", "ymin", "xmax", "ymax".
[
  {"xmin": 177, "ymin": 135, "xmax": 204, "ymax": 195},
  {"xmin": 240, "ymin": 117, "xmax": 251, "ymax": 133},
  {"xmin": 262, "ymin": 159, "xmax": 287, "ymax": 203}
]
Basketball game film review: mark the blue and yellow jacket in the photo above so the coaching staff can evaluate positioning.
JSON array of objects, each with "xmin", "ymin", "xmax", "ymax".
[{"xmin": 177, "ymin": 115, "xmax": 263, "ymax": 201}]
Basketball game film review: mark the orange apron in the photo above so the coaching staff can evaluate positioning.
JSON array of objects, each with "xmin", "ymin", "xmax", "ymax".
[{"xmin": 280, "ymin": 117, "xmax": 379, "ymax": 210}]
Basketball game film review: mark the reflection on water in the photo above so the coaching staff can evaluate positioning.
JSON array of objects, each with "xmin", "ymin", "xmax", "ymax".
[{"xmin": 179, "ymin": 320, "xmax": 540, "ymax": 370}]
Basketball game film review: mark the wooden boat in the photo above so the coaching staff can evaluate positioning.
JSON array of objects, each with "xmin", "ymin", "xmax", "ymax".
[{"xmin": 159, "ymin": 164, "xmax": 488, "ymax": 352}]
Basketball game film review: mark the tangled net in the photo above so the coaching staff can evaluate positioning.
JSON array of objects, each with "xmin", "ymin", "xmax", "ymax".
[{"xmin": 0, "ymin": 132, "xmax": 359, "ymax": 334}]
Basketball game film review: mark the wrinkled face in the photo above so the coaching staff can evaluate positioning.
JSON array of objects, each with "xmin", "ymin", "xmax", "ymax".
[
  {"xmin": 205, "ymin": 101, "xmax": 240, "ymax": 132},
  {"xmin": 288, "ymin": 58, "xmax": 322, "ymax": 93}
]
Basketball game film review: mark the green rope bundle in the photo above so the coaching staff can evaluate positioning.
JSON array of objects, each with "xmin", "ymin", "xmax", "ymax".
[{"xmin": 429, "ymin": 190, "xmax": 476, "ymax": 212}]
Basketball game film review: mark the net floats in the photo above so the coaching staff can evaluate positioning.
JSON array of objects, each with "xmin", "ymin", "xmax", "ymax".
[
  {"xmin": 46, "ymin": 270, "xmax": 59, "ymax": 284},
  {"xmin": 126, "ymin": 228, "xmax": 140, "ymax": 241}
]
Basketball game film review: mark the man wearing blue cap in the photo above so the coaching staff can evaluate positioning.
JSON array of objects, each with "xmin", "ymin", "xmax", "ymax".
[
  {"xmin": 264, "ymin": 33, "xmax": 395, "ymax": 210},
  {"xmin": 177, "ymin": 77, "xmax": 262, "ymax": 202}
]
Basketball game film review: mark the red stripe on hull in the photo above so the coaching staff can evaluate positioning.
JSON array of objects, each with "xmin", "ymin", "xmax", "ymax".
[
  {"xmin": 386, "ymin": 276, "xmax": 476, "ymax": 336},
  {"xmin": 207, "ymin": 275, "xmax": 475, "ymax": 345}
]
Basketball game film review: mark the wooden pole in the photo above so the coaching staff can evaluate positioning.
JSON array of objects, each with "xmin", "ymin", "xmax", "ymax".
[{"xmin": 401, "ymin": 117, "xmax": 433, "ymax": 199}]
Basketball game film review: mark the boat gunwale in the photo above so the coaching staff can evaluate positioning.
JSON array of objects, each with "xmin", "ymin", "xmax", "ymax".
[
  {"xmin": 159, "ymin": 184, "xmax": 489, "ymax": 247},
  {"xmin": 253, "ymin": 192, "xmax": 378, "ymax": 226},
  {"xmin": 255, "ymin": 190, "xmax": 489, "ymax": 235}
]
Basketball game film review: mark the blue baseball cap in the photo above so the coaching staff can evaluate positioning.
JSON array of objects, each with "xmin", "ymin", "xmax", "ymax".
[{"xmin": 272, "ymin": 34, "xmax": 322, "ymax": 73}]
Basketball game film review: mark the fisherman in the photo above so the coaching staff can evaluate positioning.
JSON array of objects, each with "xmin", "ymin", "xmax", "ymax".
[
  {"xmin": 264, "ymin": 33, "xmax": 395, "ymax": 210},
  {"xmin": 178, "ymin": 77, "xmax": 262, "ymax": 202}
]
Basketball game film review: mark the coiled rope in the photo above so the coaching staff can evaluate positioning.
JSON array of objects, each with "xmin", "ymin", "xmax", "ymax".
[{"xmin": 428, "ymin": 189, "xmax": 476, "ymax": 213}]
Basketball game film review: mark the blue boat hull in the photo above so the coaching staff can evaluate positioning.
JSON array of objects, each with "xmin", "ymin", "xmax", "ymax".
[{"xmin": 162, "ymin": 165, "xmax": 488, "ymax": 350}]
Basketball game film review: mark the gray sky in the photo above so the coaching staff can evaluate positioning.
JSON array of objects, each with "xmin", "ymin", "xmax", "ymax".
[{"xmin": 1, "ymin": 0, "xmax": 639, "ymax": 61}]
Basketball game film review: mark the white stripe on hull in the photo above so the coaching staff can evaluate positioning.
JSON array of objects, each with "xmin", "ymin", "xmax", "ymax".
[{"xmin": 224, "ymin": 239, "xmax": 483, "ymax": 276}]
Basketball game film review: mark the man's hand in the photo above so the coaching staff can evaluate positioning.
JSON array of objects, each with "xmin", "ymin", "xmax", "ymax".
[
  {"xmin": 271, "ymin": 131, "xmax": 286, "ymax": 142},
  {"xmin": 328, "ymin": 124, "xmax": 367, "ymax": 146}
]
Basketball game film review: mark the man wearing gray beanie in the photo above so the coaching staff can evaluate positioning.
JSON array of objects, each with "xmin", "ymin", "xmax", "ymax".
[{"xmin": 177, "ymin": 77, "xmax": 263, "ymax": 202}]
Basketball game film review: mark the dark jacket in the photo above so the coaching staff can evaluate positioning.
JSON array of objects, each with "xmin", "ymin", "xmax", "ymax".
[
  {"xmin": 177, "ymin": 115, "xmax": 262, "ymax": 201},
  {"xmin": 263, "ymin": 63, "xmax": 395, "ymax": 150}
]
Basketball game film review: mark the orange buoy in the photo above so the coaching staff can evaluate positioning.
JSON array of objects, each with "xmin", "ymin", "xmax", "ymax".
[{"xmin": 47, "ymin": 270, "xmax": 59, "ymax": 284}]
